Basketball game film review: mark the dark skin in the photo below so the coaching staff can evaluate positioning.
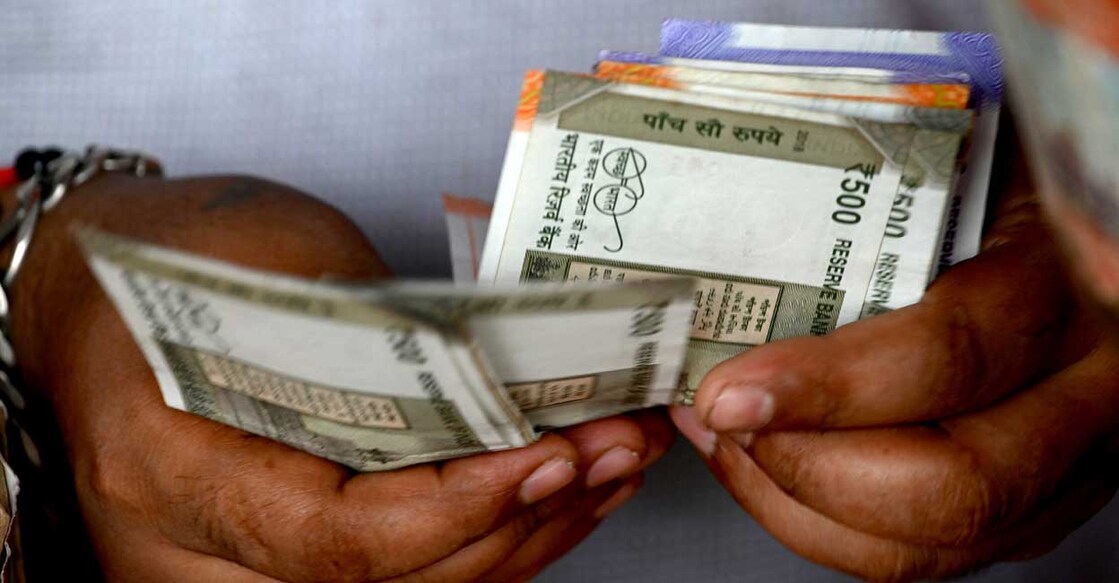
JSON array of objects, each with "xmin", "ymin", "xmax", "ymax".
[
  {"xmin": 4, "ymin": 174, "xmax": 675, "ymax": 582},
  {"xmin": 10, "ymin": 142, "xmax": 1116, "ymax": 581},
  {"xmin": 672, "ymin": 146, "xmax": 1119, "ymax": 580}
]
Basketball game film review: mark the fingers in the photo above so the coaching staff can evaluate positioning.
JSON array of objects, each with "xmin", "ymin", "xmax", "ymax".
[
  {"xmin": 1000, "ymin": 449, "xmax": 1119, "ymax": 561},
  {"xmin": 74, "ymin": 291, "xmax": 575, "ymax": 580},
  {"xmin": 691, "ymin": 212, "xmax": 1077, "ymax": 434},
  {"xmin": 97, "ymin": 475, "xmax": 635, "ymax": 583},
  {"xmin": 689, "ymin": 149, "xmax": 1091, "ymax": 435},
  {"xmin": 484, "ymin": 474, "xmax": 645, "ymax": 583},
  {"xmin": 749, "ymin": 427, "xmax": 990, "ymax": 547},
  {"xmin": 711, "ymin": 440, "xmax": 978, "ymax": 581},
  {"xmin": 80, "ymin": 301, "xmax": 671, "ymax": 581},
  {"xmin": 745, "ymin": 343, "xmax": 1119, "ymax": 546},
  {"xmin": 140, "ymin": 408, "xmax": 673, "ymax": 581},
  {"xmin": 235, "ymin": 434, "xmax": 582, "ymax": 581},
  {"xmin": 98, "ymin": 388, "xmax": 580, "ymax": 583},
  {"xmin": 415, "ymin": 474, "xmax": 644, "ymax": 583},
  {"xmin": 669, "ymin": 405, "xmax": 716, "ymax": 457},
  {"xmin": 628, "ymin": 408, "xmax": 678, "ymax": 468},
  {"xmin": 709, "ymin": 438, "xmax": 1117, "ymax": 581},
  {"xmin": 369, "ymin": 413, "xmax": 665, "ymax": 580},
  {"xmin": 558, "ymin": 409, "xmax": 674, "ymax": 487},
  {"xmin": 485, "ymin": 513, "xmax": 602, "ymax": 583}
]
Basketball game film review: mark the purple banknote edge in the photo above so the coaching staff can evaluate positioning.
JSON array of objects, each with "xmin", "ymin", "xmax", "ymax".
[
  {"xmin": 598, "ymin": 49, "xmax": 972, "ymax": 85},
  {"xmin": 659, "ymin": 19, "xmax": 1002, "ymax": 106}
]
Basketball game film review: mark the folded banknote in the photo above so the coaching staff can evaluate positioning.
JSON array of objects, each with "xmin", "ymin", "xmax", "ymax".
[{"xmin": 79, "ymin": 229, "xmax": 694, "ymax": 470}]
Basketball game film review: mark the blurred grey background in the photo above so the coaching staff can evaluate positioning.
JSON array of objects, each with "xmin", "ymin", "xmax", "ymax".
[{"xmin": 2, "ymin": 1, "xmax": 1115, "ymax": 580}]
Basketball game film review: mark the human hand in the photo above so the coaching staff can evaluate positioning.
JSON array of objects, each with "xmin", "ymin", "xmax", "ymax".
[
  {"xmin": 10, "ymin": 174, "xmax": 673, "ymax": 582},
  {"xmin": 672, "ymin": 156, "xmax": 1119, "ymax": 580}
]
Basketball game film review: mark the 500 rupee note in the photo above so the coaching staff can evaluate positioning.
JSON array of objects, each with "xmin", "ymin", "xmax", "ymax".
[
  {"xmin": 657, "ymin": 20, "xmax": 1004, "ymax": 272},
  {"xmin": 593, "ymin": 62, "xmax": 972, "ymax": 314},
  {"xmin": 480, "ymin": 71, "xmax": 914, "ymax": 397},
  {"xmin": 80, "ymin": 229, "xmax": 694, "ymax": 467}
]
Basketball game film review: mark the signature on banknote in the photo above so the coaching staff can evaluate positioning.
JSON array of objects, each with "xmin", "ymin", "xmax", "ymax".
[
  {"xmin": 123, "ymin": 270, "xmax": 232, "ymax": 353},
  {"xmin": 594, "ymin": 147, "xmax": 647, "ymax": 252}
]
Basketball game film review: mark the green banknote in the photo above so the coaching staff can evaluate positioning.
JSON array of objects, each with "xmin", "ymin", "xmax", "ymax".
[
  {"xmin": 79, "ymin": 229, "xmax": 693, "ymax": 470},
  {"xmin": 480, "ymin": 71, "xmax": 916, "ymax": 398}
]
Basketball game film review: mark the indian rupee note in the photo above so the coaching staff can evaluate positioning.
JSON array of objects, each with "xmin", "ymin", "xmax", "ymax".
[
  {"xmin": 377, "ymin": 280, "xmax": 693, "ymax": 428},
  {"xmin": 594, "ymin": 58, "xmax": 971, "ymax": 107},
  {"xmin": 657, "ymin": 20, "xmax": 1004, "ymax": 273},
  {"xmin": 598, "ymin": 50, "xmax": 973, "ymax": 85},
  {"xmin": 79, "ymin": 228, "xmax": 532, "ymax": 470},
  {"xmin": 479, "ymin": 71, "xmax": 914, "ymax": 398},
  {"xmin": 79, "ymin": 229, "xmax": 693, "ymax": 466},
  {"xmin": 592, "ymin": 62, "xmax": 972, "ymax": 314}
]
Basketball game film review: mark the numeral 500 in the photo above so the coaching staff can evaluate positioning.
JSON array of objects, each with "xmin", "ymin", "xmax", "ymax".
[{"xmin": 832, "ymin": 178, "xmax": 871, "ymax": 225}]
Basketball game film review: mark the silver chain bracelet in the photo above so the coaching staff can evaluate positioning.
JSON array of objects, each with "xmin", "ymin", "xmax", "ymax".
[
  {"xmin": 0, "ymin": 146, "xmax": 160, "ymax": 578},
  {"xmin": 0, "ymin": 146, "xmax": 161, "ymax": 375}
]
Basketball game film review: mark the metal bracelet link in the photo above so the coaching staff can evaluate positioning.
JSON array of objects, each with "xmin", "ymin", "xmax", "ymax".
[{"xmin": 0, "ymin": 146, "xmax": 162, "ymax": 370}]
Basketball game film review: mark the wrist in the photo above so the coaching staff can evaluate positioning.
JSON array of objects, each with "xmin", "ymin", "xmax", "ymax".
[
  {"xmin": 4, "ymin": 171, "xmax": 391, "ymax": 429},
  {"xmin": 3, "ymin": 177, "xmax": 120, "ymax": 427}
]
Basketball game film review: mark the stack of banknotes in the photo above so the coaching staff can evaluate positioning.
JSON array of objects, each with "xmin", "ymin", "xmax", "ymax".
[
  {"xmin": 471, "ymin": 19, "xmax": 1003, "ymax": 401},
  {"xmin": 89, "ymin": 20, "xmax": 1003, "ymax": 471}
]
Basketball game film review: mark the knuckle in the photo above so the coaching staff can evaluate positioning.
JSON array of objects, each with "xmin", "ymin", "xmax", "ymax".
[
  {"xmin": 587, "ymin": 417, "xmax": 651, "ymax": 456},
  {"xmin": 501, "ymin": 492, "xmax": 565, "ymax": 548},
  {"xmin": 80, "ymin": 421, "xmax": 177, "ymax": 525},
  {"xmin": 814, "ymin": 375, "xmax": 848, "ymax": 427},
  {"xmin": 943, "ymin": 302, "xmax": 986, "ymax": 390},
  {"xmin": 506, "ymin": 507, "xmax": 548, "ymax": 550},
  {"xmin": 919, "ymin": 296, "xmax": 989, "ymax": 410},
  {"xmin": 82, "ymin": 450, "xmax": 142, "ymax": 516},
  {"xmin": 457, "ymin": 461, "xmax": 523, "ymax": 502}
]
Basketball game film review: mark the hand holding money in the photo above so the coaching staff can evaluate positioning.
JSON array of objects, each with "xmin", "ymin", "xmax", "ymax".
[
  {"xmin": 674, "ymin": 130, "xmax": 1119, "ymax": 581},
  {"xmin": 460, "ymin": 17, "xmax": 1118, "ymax": 580},
  {"xmin": 80, "ymin": 20, "xmax": 1002, "ymax": 475},
  {"xmin": 475, "ymin": 21, "xmax": 1001, "ymax": 408},
  {"xmin": 22, "ymin": 16, "xmax": 1116, "ymax": 582},
  {"xmin": 5, "ymin": 173, "xmax": 670, "ymax": 581}
]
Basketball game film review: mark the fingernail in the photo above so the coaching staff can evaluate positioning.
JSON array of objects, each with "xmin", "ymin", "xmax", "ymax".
[
  {"xmin": 586, "ymin": 447, "xmax": 641, "ymax": 488},
  {"xmin": 669, "ymin": 405, "xmax": 716, "ymax": 457},
  {"xmin": 730, "ymin": 432, "xmax": 754, "ymax": 450},
  {"xmin": 593, "ymin": 481, "xmax": 640, "ymax": 519},
  {"xmin": 519, "ymin": 458, "xmax": 577, "ymax": 505},
  {"xmin": 707, "ymin": 386, "xmax": 774, "ymax": 432}
]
